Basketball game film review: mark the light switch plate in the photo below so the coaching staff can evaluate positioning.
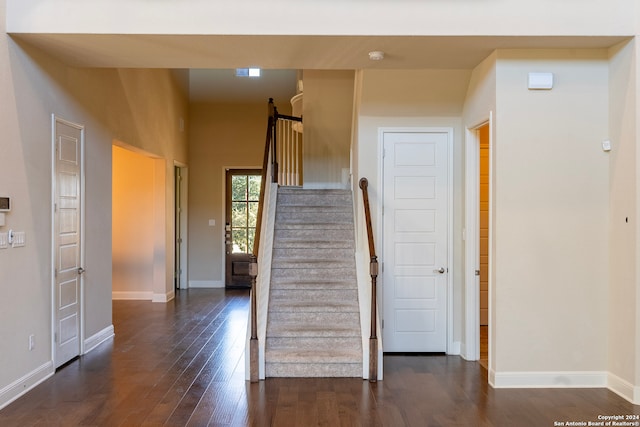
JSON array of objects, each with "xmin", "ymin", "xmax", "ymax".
[
  {"xmin": 12, "ymin": 231, "xmax": 25, "ymax": 248},
  {"xmin": 0, "ymin": 232, "xmax": 8, "ymax": 249}
]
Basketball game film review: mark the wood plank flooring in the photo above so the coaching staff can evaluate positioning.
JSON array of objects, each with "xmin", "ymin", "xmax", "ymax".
[
  {"xmin": 479, "ymin": 325, "xmax": 488, "ymax": 371},
  {"xmin": 1, "ymin": 289, "xmax": 638, "ymax": 426}
]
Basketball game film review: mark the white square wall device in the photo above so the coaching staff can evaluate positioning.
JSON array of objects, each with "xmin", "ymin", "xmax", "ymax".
[{"xmin": 528, "ymin": 72, "xmax": 553, "ymax": 90}]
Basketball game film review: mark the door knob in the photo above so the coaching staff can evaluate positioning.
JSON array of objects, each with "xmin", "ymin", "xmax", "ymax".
[
  {"xmin": 77, "ymin": 267, "xmax": 85, "ymax": 275},
  {"xmin": 434, "ymin": 267, "xmax": 446, "ymax": 274}
]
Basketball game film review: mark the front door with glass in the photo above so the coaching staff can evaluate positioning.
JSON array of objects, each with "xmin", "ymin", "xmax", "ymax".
[{"xmin": 225, "ymin": 169, "xmax": 261, "ymax": 288}]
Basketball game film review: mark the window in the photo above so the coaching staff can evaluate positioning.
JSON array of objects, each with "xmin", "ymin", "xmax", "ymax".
[{"xmin": 230, "ymin": 174, "xmax": 261, "ymax": 254}]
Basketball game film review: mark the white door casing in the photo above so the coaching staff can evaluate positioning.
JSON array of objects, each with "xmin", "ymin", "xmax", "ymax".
[
  {"xmin": 463, "ymin": 113, "xmax": 494, "ymax": 363},
  {"xmin": 52, "ymin": 116, "xmax": 85, "ymax": 368},
  {"xmin": 382, "ymin": 129, "xmax": 451, "ymax": 352},
  {"xmin": 175, "ymin": 165, "xmax": 188, "ymax": 290}
]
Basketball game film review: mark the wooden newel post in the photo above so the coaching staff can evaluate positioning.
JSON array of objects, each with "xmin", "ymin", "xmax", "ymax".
[
  {"xmin": 360, "ymin": 177, "xmax": 379, "ymax": 383},
  {"xmin": 249, "ymin": 255, "xmax": 259, "ymax": 382},
  {"xmin": 272, "ymin": 106, "xmax": 279, "ymax": 183},
  {"xmin": 369, "ymin": 256, "xmax": 378, "ymax": 382}
]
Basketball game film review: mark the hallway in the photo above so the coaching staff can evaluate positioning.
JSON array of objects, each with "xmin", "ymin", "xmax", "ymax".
[{"xmin": 0, "ymin": 289, "xmax": 637, "ymax": 426}]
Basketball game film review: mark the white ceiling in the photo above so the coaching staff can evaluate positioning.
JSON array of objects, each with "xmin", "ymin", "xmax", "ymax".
[{"xmin": 12, "ymin": 33, "xmax": 630, "ymax": 103}]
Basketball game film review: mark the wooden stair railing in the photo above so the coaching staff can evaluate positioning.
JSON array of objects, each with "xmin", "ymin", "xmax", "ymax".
[
  {"xmin": 359, "ymin": 177, "xmax": 378, "ymax": 382},
  {"xmin": 272, "ymin": 101, "xmax": 303, "ymax": 186},
  {"xmin": 248, "ymin": 98, "xmax": 303, "ymax": 382}
]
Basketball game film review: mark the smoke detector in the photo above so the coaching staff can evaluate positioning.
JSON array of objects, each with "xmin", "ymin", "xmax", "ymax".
[{"xmin": 368, "ymin": 51, "xmax": 385, "ymax": 61}]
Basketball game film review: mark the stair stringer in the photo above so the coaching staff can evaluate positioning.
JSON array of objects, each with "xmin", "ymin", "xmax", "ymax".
[{"xmin": 244, "ymin": 183, "xmax": 278, "ymax": 381}]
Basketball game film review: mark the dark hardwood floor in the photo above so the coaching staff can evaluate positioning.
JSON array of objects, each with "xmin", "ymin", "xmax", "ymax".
[
  {"xmin": 479, "ymin": 325, "xmax": 488, "ymax": 371},
  {"xmin": 1, "ymin": 289, "xmax": 638, "ymax": 426}
]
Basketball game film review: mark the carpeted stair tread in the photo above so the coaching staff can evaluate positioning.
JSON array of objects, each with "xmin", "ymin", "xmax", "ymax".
[{"xmin": 265, "ymin": 187, "xmax": 362, "ymax": 378}]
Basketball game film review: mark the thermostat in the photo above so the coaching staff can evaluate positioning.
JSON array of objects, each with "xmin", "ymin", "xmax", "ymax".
[{"xmin": 0, "ymin": 197, "xmax": 10, "ymax": 212}]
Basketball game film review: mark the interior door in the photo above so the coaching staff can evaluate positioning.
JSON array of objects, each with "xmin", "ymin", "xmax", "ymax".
[
  {"xmin": 382, "ymin": 130, "xmax": 449, "ymax": 352},
  {"xmin": 225, "ymin": 169, "xmax": 261, "ymax": 288},
  {"xmin": 53, "ymin": 117, "xmax": 84, "ymax": 368}
]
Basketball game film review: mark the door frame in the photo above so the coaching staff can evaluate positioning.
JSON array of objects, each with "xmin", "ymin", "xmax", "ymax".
[
  {"xmin": 221, "ymin": 166, "xmax": 261, "ymax": 288},
  {"xmin": 378, "ymin": 127, "xmax": 454, "ymax": 354},
  {"xmin": 463, "ymin": 113, "xmax": 493, "ymax": 364},
  {"xmin": 174, "ymin": 161, "xmax": 188, "ymax": 290},
  {"xmin": 51, "ymin": 115, "xmax": 86, "ymax": 364}
]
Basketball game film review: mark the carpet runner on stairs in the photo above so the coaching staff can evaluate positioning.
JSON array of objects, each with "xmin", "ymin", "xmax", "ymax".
[{"xmin": 265, "ymin": 188, "xmax": 363, "ymax": 377}]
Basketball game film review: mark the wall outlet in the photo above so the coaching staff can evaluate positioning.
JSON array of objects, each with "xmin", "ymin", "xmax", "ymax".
[{"xmin": 29, "ymin": 334, "xmax": 35, "ymax": 351}]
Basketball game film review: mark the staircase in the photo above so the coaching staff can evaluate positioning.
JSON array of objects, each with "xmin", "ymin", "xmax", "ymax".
[{"xmin": 265, "ymin": 188, "xmax": 363, "ymax": 377}]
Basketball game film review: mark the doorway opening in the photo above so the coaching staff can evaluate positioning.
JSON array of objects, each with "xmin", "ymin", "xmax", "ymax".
[
  {"xmin": 463, "ymin": 116, "xmax": 492, "ymax": 371},
  {"xmin": 478, "ymin": 123, "xmax": 490, "ymax": 368},
  {"xmin": 112, "ymin": 144, "xmax": 168, "ymax": 302},
  {"xmin": 225, "ymin": 169, "xmax": 262, "ymax": 288}
]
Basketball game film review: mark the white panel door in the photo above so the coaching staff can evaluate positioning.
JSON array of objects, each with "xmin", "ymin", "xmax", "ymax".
[
  {"xmin": 382, "ymin": 130, "xmax": 449, "ymax": 352},
  {"xmin": 53, "ymin": 117, "xmax": 84, "ymax": 368}
]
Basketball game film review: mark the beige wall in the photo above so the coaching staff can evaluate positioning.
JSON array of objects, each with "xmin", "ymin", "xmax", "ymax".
[
  {"xmin": 461, "ymin": 51, "xmax": 497, "ymax": 364},
  {"xmin": 112, "ymin": 146, "xmax": 155, "ymax": 297},
  {"xmin": 493, "ymin": 50, "xmax": 610, "ymax": 374},
  {"xmin": 354, "ymin": 69, "xmax": 472, "ymax": 347},
  {"xmin": 303, "ymin": 70, "xmax": 354, "ymax": 188},
  {"xmin": 0, "ymin": 0, "xmax": 188, "ymax": 405},
  {"xmin": 462, "ymin": 52, "xmax": 497, "ymax": 129},
  {"xmin": 608, "ymin": 39, "xmax": 638, "ymax": 387},
  {"xmin": 188, "ymin": 102, "xmax": 273, "ymax": 286}
]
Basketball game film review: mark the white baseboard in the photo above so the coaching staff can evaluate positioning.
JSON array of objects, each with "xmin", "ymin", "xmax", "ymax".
[
  {"xmin": 493, "ymin": 371, "xmax": 608, "ymax": 388},
  {"xmin": 84, "ymin": 325, "xmax": 114, "ymax": 354},
  {"xmin": 189, "ymin": 280, "xmax": 224, "ymax": 288},
  {"xmin": 448, "ymin": 341, "xmax": 461, "ymax": 356},
  {"xmin": 0, "ymin": 361, "xmax": 54, "ymax": 410},
  {"xmin": 112, "ymin": 291, "xmax": 153, "ymax": 300},
  {"xmin": 492, "ymin": 370, "xmax": 640, "ymax": 405},
  {"xmin": 152, "ymin": 290, "xmax": 175, "ymax": 303},
  {"xmin": 608, "ymin": 372, "xmax": 640, "ymax": 405},
  {"xmin": 459, "ymin": 341, "xmax": 479, "ymax": 361}
]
